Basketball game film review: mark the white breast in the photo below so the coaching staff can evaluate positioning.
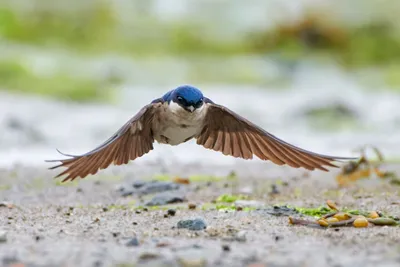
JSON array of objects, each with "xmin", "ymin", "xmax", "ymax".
[{"xmin": 154, "ymin": 102, "xmax": 207, "ymax": 146}]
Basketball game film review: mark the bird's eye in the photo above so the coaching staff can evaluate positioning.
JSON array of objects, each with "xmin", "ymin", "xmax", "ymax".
[
  {"xmin": 194, "ymin": 99, "xmax": 204, "ymax": 108},
  {"xmin": 177, "ymin": 96, "xmax": 183, "ymax": 102}
]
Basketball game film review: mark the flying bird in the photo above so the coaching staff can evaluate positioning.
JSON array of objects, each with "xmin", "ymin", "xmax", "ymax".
[{"xmin": 47, "ymin": 85, "xmax": 355, "ymax": 182}]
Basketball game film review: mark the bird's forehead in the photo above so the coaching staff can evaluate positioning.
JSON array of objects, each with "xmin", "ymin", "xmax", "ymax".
[{"xmin": 175, "ymin": 85, "xmax": 203, "ymax": 102}]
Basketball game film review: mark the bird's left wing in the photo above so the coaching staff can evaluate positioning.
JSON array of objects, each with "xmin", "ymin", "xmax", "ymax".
[
  {"xmin": 46, "ymin": 102, "xmax": 162, "ymax": 182},
  {"xmin": 196, "ymin": 102, "xmax": 356, "ymax": 171}
]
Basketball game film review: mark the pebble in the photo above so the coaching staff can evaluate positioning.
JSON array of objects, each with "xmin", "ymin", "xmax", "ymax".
[
  {"xmin": 177, "ymin": 218, "xmax": 207, "ymax": 231},
  {"xmin": 138, "ymin": 252, "xmax": 160, "ymax": 261},
  {"xmin": 205, "ymin": 226, "xmax": 219, "ymax": 236},
  {"xmin": 264, "ymin": 205, "xmax": 298, "ymax": 216},
  {"xmin": 0, "ymin": 230, "xmax": 7, "ymax": 243},
  {"xmin": 222, "ymin": 244, "xmax": 230, "ymax": 252},
  {"xmin": 126, "ymin": 237, "xmax": 140, "ymax": 247},
  {"xmin": 239, "ymin": 186, "xmax": 254, "ymax": 195},
  {"xmin": 177, "ymin": 257, "xmax": 207, "ymax": 267},
  {"xmin": 167, "ymin": 209, "xmax": 177, "ymax": 216},
  {"xmin": 270, "ymin": 184, "xmax": 280, "ymax": 195},
  {"xmin": 188, "ymin": 203, "xmax": 197, "ymax": 209},
  {"xmin": 235, "ymin": 200, "xmax": 265, "ymax": 209},
  {"xmin": 118, "ymin": 181, "xmax": 181, "ymax": 197},
  {"xmin": 145, "ymin": 192, "xmax": 185, "ymax": 206},
  {"xmin": 0, "ymin": 202, "xmax": 14, "ymax": 208},
  {"xmin": 235, "ymin": 231, "xmax": 247, "ymax": 242}
]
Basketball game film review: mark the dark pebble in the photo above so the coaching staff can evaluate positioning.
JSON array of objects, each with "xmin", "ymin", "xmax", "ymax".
[
  {"xmin": 138, "ymin": 252, "xmax": 159, "ymax": 261},
  {"xmin": 264, "ymin": 205, "xmax": 298, "ymax": 216},
  {"xmin": 118, "ymin": 180, "xmax": 181, "ymax": 197},
  {"xmin": 126, "ymin": 237, "xmax": 140, "ymax": 247},
  {"xmin": 167, "ymin": 209, "xmax": 177, "ymax": 216},
  {"xmin": 145, "ymin": 193, "xmax": 185, "ymax": 206},
  {"xmin": 270, "ymin": 184, "xmax": 280, "ymax": 194},
  {"xmin": 93, "ymin": 260, "xmax": 102, "ymax": 267},
  {"xmin": 177, "ymin": 218, "xmax": 207, "ymax": 231},
  {"xmin": 112, "ymin": 232, "xmax": 119, "ymax": 238},
  {"xmin": 222, "ymin": 244, "xmax": 230, "ymax": 252}
]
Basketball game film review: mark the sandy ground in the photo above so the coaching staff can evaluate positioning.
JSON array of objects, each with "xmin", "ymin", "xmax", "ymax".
[{"xmin": 0, "ymin": 161, "xmax": 399, "ymax": 267}]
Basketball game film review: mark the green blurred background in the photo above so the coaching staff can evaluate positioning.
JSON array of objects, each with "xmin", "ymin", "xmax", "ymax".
[{"xmin": 0, "ymin": 0, "xmax": 400, "ymax": 102}]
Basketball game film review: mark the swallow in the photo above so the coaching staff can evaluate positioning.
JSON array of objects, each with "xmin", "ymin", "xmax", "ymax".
[{"xmin": 47, "ymin": 85, "xmax": 356, "ymax": 182}]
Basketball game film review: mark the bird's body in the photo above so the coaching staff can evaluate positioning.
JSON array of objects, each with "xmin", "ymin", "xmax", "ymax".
[
  {"xmin": 153, "ymin": 101, "xmax": 207, "ymax": 146},
  {"xmin": 48, "ymin": 85, "xmax": 356, "ymax": 182}
]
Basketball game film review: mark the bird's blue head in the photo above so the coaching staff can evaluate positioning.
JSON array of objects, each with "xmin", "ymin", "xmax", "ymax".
[{"xmin": 169, "ymin": 85, "xmax": 204, "ymax": 112}]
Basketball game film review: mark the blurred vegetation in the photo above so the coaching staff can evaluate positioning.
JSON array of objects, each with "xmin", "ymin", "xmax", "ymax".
[
  {"xmin": 250, "ymin": 14, "xmax": 400, "ymax": 68},
  {"xmin": 0, "ymin": 1, "xmax": 399, "ymax": 101},
  {"xmin": 0, "ymin": 3, "xmax": 397, "ymax": 62},
  {"xmin": 0, "ymin": 59, "xmax": 114, "ymax": 102}
]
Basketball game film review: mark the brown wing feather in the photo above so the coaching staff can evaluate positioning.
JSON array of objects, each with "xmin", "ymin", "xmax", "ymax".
[
  {"xmin": 196, "ymin": 103, "xmax": 356, "ymax": 171},
  {"xmin": 46, "ymin": 103, "xmax": 160, "ymax": 182}
]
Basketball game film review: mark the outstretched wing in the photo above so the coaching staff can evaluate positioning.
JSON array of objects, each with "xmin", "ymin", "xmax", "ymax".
[
  {"xmin": 196, "ymin": 102, "xmax": 356, "ymax": 171},
  {"xmin": 47, "ymin": 102, "xmax": 161, "ymax": 182}
]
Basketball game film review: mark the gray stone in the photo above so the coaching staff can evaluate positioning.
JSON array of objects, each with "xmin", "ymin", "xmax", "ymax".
[
  {"xmin": 145, "ymin": 192, "xmax": 185, "ymax": 206},
  {"xmin": 177, "ymin": 219, "xmax": 207, "ymax": 231}
]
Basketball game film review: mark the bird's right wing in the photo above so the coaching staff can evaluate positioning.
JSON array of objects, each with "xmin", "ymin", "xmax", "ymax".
[
  {"xmin": 46, "ymin": 102, "xmax": 162, "ymax": 182},
  {"xmin": 196, "ymin": 103, "xmax": 357, "ymax": 171}
]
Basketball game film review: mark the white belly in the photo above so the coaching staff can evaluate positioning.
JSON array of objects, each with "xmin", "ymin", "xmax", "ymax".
[
  {"xmin": 153, "ymin": 102, "xmax": 207, "ymax": 146},
  {"xmin": 161, "ymin": 124, "xmax": 201, "ymax": 145}
]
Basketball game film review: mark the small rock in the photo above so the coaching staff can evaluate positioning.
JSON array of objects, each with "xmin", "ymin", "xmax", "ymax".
[
  {"xmin": 0, "ymin": 202, "xmax": 14, "ymax": 209},
  {"xmin": 112, "ymin": 232, "xmax": 120, "ymax": 238},
  {"xmin": 138, "ymin": 252, "xmax": 159, "ymax": 261},
  {"xmin": 270, "ymin": 184, "xmax": 280, "ymax": 195},
  {"xmin": 132, "ymin": 181, "xmax": 146, "ymax": 189},
  {"xmin": 145, "ymin": 192, "xmax": 185, "ymax": 206},
  {"xmin": 188, "ymin": 203, "xmax": 196, "ymax": 210},
  {"xmin": 173, "ymin": 177, "xmax": 190, "ymax": 184},
  {"xmin": 235, "ymin": 200, "xmax": 265, "ymax": 209},
  {"xmin": 119, "ymin": 180, "xmax": 181, "ymax": 197},
  {"xmin": 167, "ymin": 209, "xmax": 177, "ymax": 216},
  {"xmin": 177, "ymin": 218, "xmax": 207, "ymax": 231},
  {"xmin": 177, "ymin": 257, "xmax": 207, "ymax": 267},
  {"xmin": 156, "ymin": 241, "xmax": 170, "ymax": 247},
  {"xmin": 264, "ymin": 205, "xmax": 298, "ymax": 216},
  {"xmin": 205, "ymin": 226, "xmax": 219, "ymax": 236},
  {"xmin": 222, "ymin": 244, "xmax": 230, "ymax": 252},
  {"xmin": 0, "ymin": 231, "xmax": 7, "ymax": 243},
  {"xmin": 236, "ymin": 231, "xmax": 247, "ymax": 242},
  {"xmin": 126, "ymin": 237, "xmax": 140, "ymax": 247},
  {"xmin": 239, "ymin": 186, "xmax": 253, "ymax": 195}
]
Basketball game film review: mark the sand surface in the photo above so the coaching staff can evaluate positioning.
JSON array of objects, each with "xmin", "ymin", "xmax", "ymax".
[{"xmin": 0, "ymin": 161, "xmax": 399, "ymax": 267}]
